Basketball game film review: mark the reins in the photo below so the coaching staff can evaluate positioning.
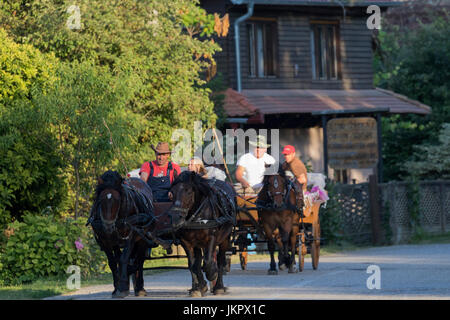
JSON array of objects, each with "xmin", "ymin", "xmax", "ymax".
[
  {"xmin": 170, "ymin": 179, "xmax": 236, "ymax": 230},
  {"xmin": 258, "ymin": 177, "xmax": 303, "ymax": 214}
]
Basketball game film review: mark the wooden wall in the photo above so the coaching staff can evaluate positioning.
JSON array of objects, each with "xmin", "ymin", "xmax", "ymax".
[{"xmin": 211, "ymin": 6, "xmax": 375, "ymax": 90}]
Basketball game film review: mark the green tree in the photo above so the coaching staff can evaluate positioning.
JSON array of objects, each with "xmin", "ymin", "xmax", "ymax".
[
  {"xmin": 33, "ymin": 60, "xmax": 139, "ymax": 218},
  {"xmin": 0, "ymin": 28, "xmax": 66, "ymax": 228},
  {"xmin": 404, "ymin": 123, "xmax": 450, "ymax": 180},
  {"xmin": 374, "ymin": 16, "xmax": 450, "ymax": 181},
  {"xmin": 1, "ymin": 0, "xmax": 227, "ymax": 168}
]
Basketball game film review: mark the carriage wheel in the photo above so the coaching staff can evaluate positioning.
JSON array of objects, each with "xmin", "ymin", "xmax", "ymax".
[
  {"xmin": 298, "ymin": 232, "xmax": 306, "ymax": 272},
  {"xmin": 311, "ymin": 219, "xmax": 320, "ymax": 270}
]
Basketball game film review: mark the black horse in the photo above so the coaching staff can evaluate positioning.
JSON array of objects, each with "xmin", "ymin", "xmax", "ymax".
[
  {"xmin": 257, "ymin": 173, "xmax": 303, "ymax": 274},
  {"xmin": 88, "ymin": 170, "xmax": 161, "ymax": 298},
  {"xmin": 167, "ymin": 171, "xmax": 237, "ymax": 297}
]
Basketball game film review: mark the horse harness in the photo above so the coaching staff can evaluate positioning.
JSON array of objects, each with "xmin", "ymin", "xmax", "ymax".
[
  {"xmin": 257, "ymin": 178, "xmax": 304, "ymax": 215},
  {"xmin": 171, "ymin": 178, "xmax": 237, "ymax": 230},
  {"xmin": 88, "ymin": 180, "xmax": 156, "ymax": 241}
]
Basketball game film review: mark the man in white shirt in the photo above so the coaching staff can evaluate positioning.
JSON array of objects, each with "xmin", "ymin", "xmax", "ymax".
[{"xmin": 235, "ymin": 135, "xmax": 276, "ymax": 195}]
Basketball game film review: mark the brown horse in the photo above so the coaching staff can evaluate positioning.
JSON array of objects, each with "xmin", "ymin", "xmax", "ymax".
[
  {"xmin": 167, "ymin": 171, "xmax": 237, "ymax": 297},
  {"xmin": 88, "ymin": 170, "xmax": 163, "ymax": 298},
  {"xmin": 257, "ymin": 173, "xmax": 303, "ymax": 274}
]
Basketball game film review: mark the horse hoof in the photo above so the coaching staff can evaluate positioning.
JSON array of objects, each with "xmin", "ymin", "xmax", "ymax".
[
  {"xmin": 279, "ymin": 264, "xmax": 286, "ymax": 271},
  {"xmin": 189, "ymin": 290, "xmax": 202, "ymax": 298},
  {"xmin": 200, "ymin": 285, "xmax": 208, "ymax": 296},
  {"xmin": 213, "ymin": 288, "xmax": 228, "ymax": 295},
  {"xmin": 267, "ymin": 269, "xmax": 278, "ymax": 275},
  {"xmin": 114, "ymin": 290, "xmax": 129, "ymax": 299},
  {"xmin": 135, "ymin": 289, "xmax": 148, "ymax": 297},
  {"xmin": 288, "ymin": 266, "xmax": 298, "ymax": 273}
]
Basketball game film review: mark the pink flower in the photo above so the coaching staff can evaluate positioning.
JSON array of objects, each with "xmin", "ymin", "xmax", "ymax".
[{"xmin": 75, "ymin": 238, "xmax": 84, "ymax": 251}]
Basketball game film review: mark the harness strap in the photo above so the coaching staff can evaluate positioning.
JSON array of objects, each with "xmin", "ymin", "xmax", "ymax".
[{"xmin": 149, "ymin": 161, "xmax": 173, "ymax": 179}]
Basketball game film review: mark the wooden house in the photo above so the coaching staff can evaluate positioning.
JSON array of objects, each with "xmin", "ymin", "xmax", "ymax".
[{"xmin": 201, "ymin": 0, "xmax": 431, "ymax": 183}]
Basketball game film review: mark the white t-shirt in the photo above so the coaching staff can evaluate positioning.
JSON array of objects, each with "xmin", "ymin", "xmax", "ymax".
[{"xmin": 236, "ymin": 152, "xmax": 276, "ymax": 188}]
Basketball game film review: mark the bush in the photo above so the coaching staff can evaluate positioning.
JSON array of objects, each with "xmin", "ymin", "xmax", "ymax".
[
  {"xmin": 0, "ymin": 28, "xmax": 68, "ymax": 228},
  {"xmin": 0, "ymin": 213, "xmax": 106, "ymax": 285},
  {"xmin": 319, "ymin": 181, "xmax": 344, "ymax": 245}
]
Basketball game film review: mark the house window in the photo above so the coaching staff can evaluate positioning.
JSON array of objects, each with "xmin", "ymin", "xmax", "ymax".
[
  {"xmin": 247, "ymin": 20, "xmax": 278, "ymax": 77},
  {"xmin": 310, "ymin": 22, "xmax": 340, "ymax": 80},
  {"xmin": 334, "ymin": 169, "xmax": 348, "ymax": 184}
]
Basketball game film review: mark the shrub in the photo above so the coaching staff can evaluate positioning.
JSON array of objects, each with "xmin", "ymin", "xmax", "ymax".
[
  {"xmin": 0, "ymin": 213, "xmax": 106, "ymax": 285},
  {"xmin": 319, "ymin": 181, "xmax": 344, "ymax": 245},
  {"xmin": 0, "ymin": 28, "xmax": 68, "ymax": 228}
]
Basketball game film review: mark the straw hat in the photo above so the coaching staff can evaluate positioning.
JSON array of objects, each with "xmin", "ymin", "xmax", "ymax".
[{"xmin": 249, "ymin": 135, "xmax": 270, "ymax": 148}]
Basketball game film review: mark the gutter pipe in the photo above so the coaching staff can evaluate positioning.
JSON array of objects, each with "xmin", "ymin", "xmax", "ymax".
[{"xmin": 231, "ymin": 0, "xmax": 254, "ymax": 92}]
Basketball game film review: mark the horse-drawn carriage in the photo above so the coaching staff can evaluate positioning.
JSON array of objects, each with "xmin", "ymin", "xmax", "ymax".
[
  {"xmin": 232, "ymin": 184, "xmax": 323, "ymax": 272},
  {"xmin": 89, "ymin": 169, "xmax": 327, "ymax": 298}
]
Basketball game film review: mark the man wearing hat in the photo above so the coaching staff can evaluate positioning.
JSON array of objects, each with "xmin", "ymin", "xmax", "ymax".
[
  {"xmin": 281, "ymin": 145, "xmax": 307, "ymax": 193},
  {"xmin": 235, "ymin": 135, "xmax": 276, "ymax": 194},
  {"xmin": 139, "ymin": 142, "xmax": 181, "ymax": 202}
]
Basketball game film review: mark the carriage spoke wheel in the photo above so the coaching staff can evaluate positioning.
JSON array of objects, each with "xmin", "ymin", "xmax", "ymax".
[
  {"xmin": 298, "ymin": 232, "xmax": 306, "ymax": 272},
  {"xmin": 311, "ymin": 219, "xmax": 320, "ymax": 270}
]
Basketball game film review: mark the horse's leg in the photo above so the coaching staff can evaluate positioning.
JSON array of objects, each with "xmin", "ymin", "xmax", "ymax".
[
  {"xmin": 278, "ymin": 227, "xmax": 290, "ymax": 271},
  {"xmin": 203, "ymin": 235, "xmax": 218, "ymax": 282},
  {"xmin": 104, "ymin": 247, "xmax": 120, "ymax": 297},
  {"xmin": 193, "ymin": 247, "xmax": 208, "ymax": 296},
  {"xmin": 133, "ymin": 241, "xmax": 148, "ymax": 297},
  {"xmin": 117, "ymin": 238, "xmax": 136, "ymax": 298},
  {"xmin": 263, "ymin": 222, "xmax": 277, "ymax": 275},
  {"xmin": 275, "ymin": 230, "xmax": 287, "ymax": 271},
  {"xmin": 288, "ymin": 221, "xmax": 299, "ymax": 273},
  {"xmin": 213, "ymin": 236, "xmax": 229, "ymax": 295},
  {"xmin": 181, "ymin": 240, "xmax": 202, "ymax": 297}
]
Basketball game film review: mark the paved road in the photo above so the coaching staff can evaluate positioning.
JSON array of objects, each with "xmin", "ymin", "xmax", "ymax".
[{"xmin": 47, "ymin": 243, "xmax": 450, "ymax": 300}]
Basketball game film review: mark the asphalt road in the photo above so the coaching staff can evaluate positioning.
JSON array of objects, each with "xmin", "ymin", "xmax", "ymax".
[{"xmin": 47, "ymin": 243, "xmax": 450, "ymax": 300}]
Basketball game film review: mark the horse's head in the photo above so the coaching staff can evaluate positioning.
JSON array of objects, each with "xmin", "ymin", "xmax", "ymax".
[
  {"xmin": 265, "ymin": 174, "xmax": 288, "ymax": 209},
  {"xmin": 168, "ymin": 171, "xmax": 208, "ymax": 229},
  {"xmin": 95, "ymin": 170, "xmax": 123, "ymax": 234}
]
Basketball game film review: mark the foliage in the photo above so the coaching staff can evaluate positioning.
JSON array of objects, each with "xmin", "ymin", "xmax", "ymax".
[
  {"xmin": 319, "ymin": 181, "xmax": 344, "ymax": 245},
  {"xmin": 33, "ymin": 60, "xmax": 139, "ymax": 218},
  {"xmin": 0, "ymin": 28, "xmax": 57, "ymax": 105},
  {"xmin": 0, "ymin": 29, "xmax": 67, "ymax": 228},
  {"xmin": 404, "ymin": 123, "xmax": 450, "ymax": 180},
  {"xmin": 374, "ymin": 16, "xmax": 450, "ymax": 181},
  {"xmin": 207, "ymin": 72, "xmax": 228, "ymax": 130},
  {"xmin": 406, "ymin": 178, "xmax": 424, "ymax": 241},
  {"xmin": 0, "ymin": 213, "xmax": 106, "ymax": 285},
  {"xmin": 380, "ymin": 199, "xmax": 392, "ymax": 245},
  {"xmin": 0, "ymin": 0, "xmax": 226, "ymax": 169}
]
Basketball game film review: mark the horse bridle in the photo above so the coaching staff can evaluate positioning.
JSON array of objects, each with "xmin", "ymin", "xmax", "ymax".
[
  {"xmin": 265, "ymin": 176, "xmax": 303, "ymax": 213},
  {"xmin": 98, "ymin": 192, "xmax": 121, "ymax": 231},
  {"xmin": 266, "ymin": 176, "xmax": 288, "ymax": 202}
]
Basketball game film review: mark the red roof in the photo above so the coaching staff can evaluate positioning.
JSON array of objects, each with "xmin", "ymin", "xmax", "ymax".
[
  {"xmin": 221, "ymin": 88, "xmax": 259, "ymax": 117},
  {"xmin": 239, "ymin": 88, "xmax": 431, "ymax": 115}
]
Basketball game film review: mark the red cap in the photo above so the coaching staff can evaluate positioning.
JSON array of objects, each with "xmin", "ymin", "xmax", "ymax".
[{"xmin": 282, "ymin": 145, "xmax": 295, "ymax": 155}]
